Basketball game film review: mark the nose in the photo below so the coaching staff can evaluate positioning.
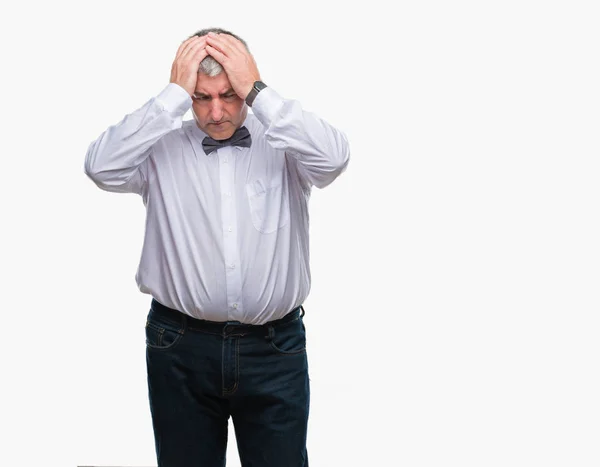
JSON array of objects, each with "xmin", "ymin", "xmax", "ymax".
[{"xmin": 210, "ymin": 100, "xmax": 224, "ymax": 122}]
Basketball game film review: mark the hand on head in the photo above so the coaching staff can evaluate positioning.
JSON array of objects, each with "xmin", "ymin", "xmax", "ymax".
[
  {"xmin": 170, "ymin": 32, "xmax": 261, "ymax": 100},
  {"xmin": 170, "ymin": 35, "xmax": 210, "ymax": 97},
  {"xmin": 204, "ymin": 32, "xmax": 261, "ymax": 100}
]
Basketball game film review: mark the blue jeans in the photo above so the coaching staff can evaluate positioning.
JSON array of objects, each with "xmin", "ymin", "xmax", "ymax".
[{"xmin": 145, "ymin": 299, "xmax": 310, "ymax": 467}]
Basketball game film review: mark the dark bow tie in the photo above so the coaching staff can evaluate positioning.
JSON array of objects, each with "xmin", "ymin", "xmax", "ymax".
[{"xmin": 202, "ymin": 126, "xmax": 252, "ymax": 155}]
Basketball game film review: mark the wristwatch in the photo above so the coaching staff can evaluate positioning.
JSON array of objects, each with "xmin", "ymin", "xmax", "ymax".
[{"xmin": 245, "ymin": 81, "xmax": 267, "ymax": 107}]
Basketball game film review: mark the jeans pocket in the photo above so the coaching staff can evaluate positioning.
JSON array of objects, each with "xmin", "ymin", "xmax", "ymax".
[
  {"xmin": 246, "ymin": 178, "xmax": 290, "ymax": 234},
  {"xmin": 145, "ymin": 312, "xmax": 185, "ymax": 351},
  {"xmin": 269, "ymin": 319, "xmax": 307, "ymax": 355}
]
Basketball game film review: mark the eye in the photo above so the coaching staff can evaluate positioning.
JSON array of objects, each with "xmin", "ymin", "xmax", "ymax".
[
  {"xmin": 193, "ymin": 95, "xmax": 210, "ymax": 101},
  {"xmin": 223, "ymin": 93, "xmax": 237, "ymax": 100}
]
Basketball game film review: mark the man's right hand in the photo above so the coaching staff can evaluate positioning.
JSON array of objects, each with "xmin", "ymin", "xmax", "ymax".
[{"xmin": 169, "ymin": 36, "xmax": 209, "ymax": 97}]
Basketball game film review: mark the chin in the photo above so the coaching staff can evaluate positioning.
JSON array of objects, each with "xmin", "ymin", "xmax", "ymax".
[{"xmin": 209, "ymin": 124, "xmax": 235, "ymax": 140}]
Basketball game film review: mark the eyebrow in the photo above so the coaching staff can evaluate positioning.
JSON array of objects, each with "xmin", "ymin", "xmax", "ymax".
[{"xmin": 193, "ymin": 89, "xmax": 236, "ymax": 98}]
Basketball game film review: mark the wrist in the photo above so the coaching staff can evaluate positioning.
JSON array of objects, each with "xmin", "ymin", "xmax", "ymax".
[
  {"xmin": 245, "ymin": 80, "xmax": 267, "ymax": 107},
  {"xmin": 159, "ymin": 83, "xmax": 193, "ymax": 115}
]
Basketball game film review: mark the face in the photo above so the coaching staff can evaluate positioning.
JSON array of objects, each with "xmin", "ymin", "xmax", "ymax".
[{"xmin": 192, "ymin": 72, "xmax": 247, "ymax": 140}]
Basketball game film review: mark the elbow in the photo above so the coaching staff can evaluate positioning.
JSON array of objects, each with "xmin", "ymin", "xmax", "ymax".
[
  {"xmin": 334, "ymin": 129, "xmax": 350, "ymax": 169},
  {"xmin": 330, "ymin": 134, "xmax": 350, "ymax": 177},
  {"xmin": 84, "ymin": 155, "xmax": 99, "ymax": 182},
  {"xmin": 312, "ymin": 146, "xmax": 350, "ymax": 189},
  {"xmin": 336, "ymin": 144, "xmax": 350, "ymax": 174},
  {"xmin": 84, "ymin": 164, "xmax": 129, "ymax": 190},
  {"xmin": 83, "ymin": 144, "xmax": 123, "ymax": 190},
  {"xmin": 84, "ymin": 144, "xmax": 113, "ymax": 187},
  {"xmin": 83, "ymin": 142, "xmax": 102, "ymax": 184},
  {"xmin": 83, "ymin": 165, "xmax": 109, "ymax": 190}
]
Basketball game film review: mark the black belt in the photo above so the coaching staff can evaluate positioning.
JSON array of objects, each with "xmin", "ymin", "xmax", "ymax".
[{"xmin": 149, "ymin": 299, "xmax": 305, "ymax": 335}]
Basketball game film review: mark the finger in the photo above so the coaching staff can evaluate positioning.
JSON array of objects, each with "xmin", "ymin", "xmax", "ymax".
[
  {"xmin": 176, "ymin": 36, "xmax": 198, "ymax": 59},
  {"xmin": 180, "ymin": 36, "xmax": 205, "ymax": 59},
  {"xmin": 181, "ymin": 37, "xmax": 207, "ymax": 61},
  {"xmin": 194, "ymin": 46, "xmax": 209, "ymax": 66},
  {"xmin": 206, "ymin": 34, "xmax": 236, "ymax": 58},
  {"xmin": 214, "ymin": 33, "xmax": 247, "ymax": 54},
  {"xmin": 205, "ymin": 44, "xmax": 227, "ymax": 64},
  {"xmin": 177, "ymin": 36, "xmax": 203, "ymax": 59}
]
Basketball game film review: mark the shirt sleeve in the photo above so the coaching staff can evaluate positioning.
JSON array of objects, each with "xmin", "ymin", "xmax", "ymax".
[
  {"xmin": 250, "ymin": 87, "xmax": 350, "ymax": 189},
  {"xmin": 84, "ymin": 83, "xmax": 192, "ymax": 195}
]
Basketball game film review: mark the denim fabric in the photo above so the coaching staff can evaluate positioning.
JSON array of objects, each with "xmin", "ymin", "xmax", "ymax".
[{"xmin": 145, "ymin": 299, "xmax": 310, "ymax": 467}]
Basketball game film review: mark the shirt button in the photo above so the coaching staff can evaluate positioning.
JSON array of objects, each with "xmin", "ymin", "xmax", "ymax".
[
  {"xmin": 228, "ymin": 226, "xmax": 232, "ymax": 232},
  {"xmin": 223, "ymin": 158, "xmax": 229, "ymax": 163},
  {"xmin": 229, "ymin": 264, "xmax": 236, "ymax": 269},
  {"xmin": 233, "ymin": 303, "xmax": 238, "ymax": 309}
]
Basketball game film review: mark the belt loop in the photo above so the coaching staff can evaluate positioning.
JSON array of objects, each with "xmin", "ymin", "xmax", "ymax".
[
  {"xmin": 300, "ymin": 305, "xmax": 305, "ymax": 318},
  {"xmin": 264, "ymin": 325, "xmax": 274, "ymax": 341},
  {"xmin": 180, "ymin": 313, "xmax": 187, "ymax": 334}
]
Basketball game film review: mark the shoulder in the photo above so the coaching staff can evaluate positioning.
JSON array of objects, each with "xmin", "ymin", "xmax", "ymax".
[{"xmin": 161, "ymin": 120, "xmax": 198, "ymax": 146}]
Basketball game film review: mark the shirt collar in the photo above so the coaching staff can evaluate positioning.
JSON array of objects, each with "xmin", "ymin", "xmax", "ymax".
[{"xmin": 185, "ymin": 113, "xmax": 253, "ymax": 154}]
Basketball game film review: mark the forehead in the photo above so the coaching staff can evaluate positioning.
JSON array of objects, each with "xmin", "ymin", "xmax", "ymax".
[{"xmin": 195, "ymin": 72, "xmax": 232, "ymax": 94}]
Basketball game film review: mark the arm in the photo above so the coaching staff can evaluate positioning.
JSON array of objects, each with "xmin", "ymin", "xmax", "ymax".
[
  {"xmin": 84, "ymin": 35, "xmax": 209, "ymax": 194},
  {"xmin": 204, "ymin": 32, "xmax": 350, "ymax": 189},
  {"xmin": 83, "ymin": 84, "xmax": 191, "ymax": 194},
  {"xmin": 251, "ymin": 87, "xmax": 350, "ymax": 189}
]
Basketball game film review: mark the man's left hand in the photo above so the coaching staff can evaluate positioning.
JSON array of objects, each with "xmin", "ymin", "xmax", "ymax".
[{"xmin": 205, "ymin": 32, "xmax": 261, "ymax": 101}]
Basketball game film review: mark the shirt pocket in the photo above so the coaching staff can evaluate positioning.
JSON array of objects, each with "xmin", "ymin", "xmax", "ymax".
[{"xmin": 246, "ymin": 178, "xmax": 290, "ymax": 234}]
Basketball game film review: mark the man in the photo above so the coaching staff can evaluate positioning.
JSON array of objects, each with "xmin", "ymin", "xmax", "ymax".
[{"xmin": 84, "ymin": 27, "xmax": 349, "ymax": 467}]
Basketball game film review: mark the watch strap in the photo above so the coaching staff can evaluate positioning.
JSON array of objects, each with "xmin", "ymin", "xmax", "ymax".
[{"xmin": 245, "ymin": 81, "xmax": 267, "ymax": 107}]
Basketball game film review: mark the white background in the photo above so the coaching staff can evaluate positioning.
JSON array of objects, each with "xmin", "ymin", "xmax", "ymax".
[{"xmin": 1, "ymin": 0, "xmax": 599, "ymax": 466}]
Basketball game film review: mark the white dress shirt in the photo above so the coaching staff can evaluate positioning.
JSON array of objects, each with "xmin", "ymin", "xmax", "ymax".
[{"xmin": 84, "ymin": 83, "xmax": 349, "ymax": 324}]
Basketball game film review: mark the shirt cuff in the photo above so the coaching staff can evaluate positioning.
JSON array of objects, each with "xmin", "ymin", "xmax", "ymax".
[
  {"xmin": 156, "ymin": 83, "xmax": 192, "ymax": 116},
  {"xmin": 250, "ymin": 87, "xmax": 285, "ymax": 128}
]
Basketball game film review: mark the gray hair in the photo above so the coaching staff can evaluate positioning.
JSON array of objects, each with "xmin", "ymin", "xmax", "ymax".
[{"xmin": 189, "ymin": 27, "xmax": 249, "ymax": 77}]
